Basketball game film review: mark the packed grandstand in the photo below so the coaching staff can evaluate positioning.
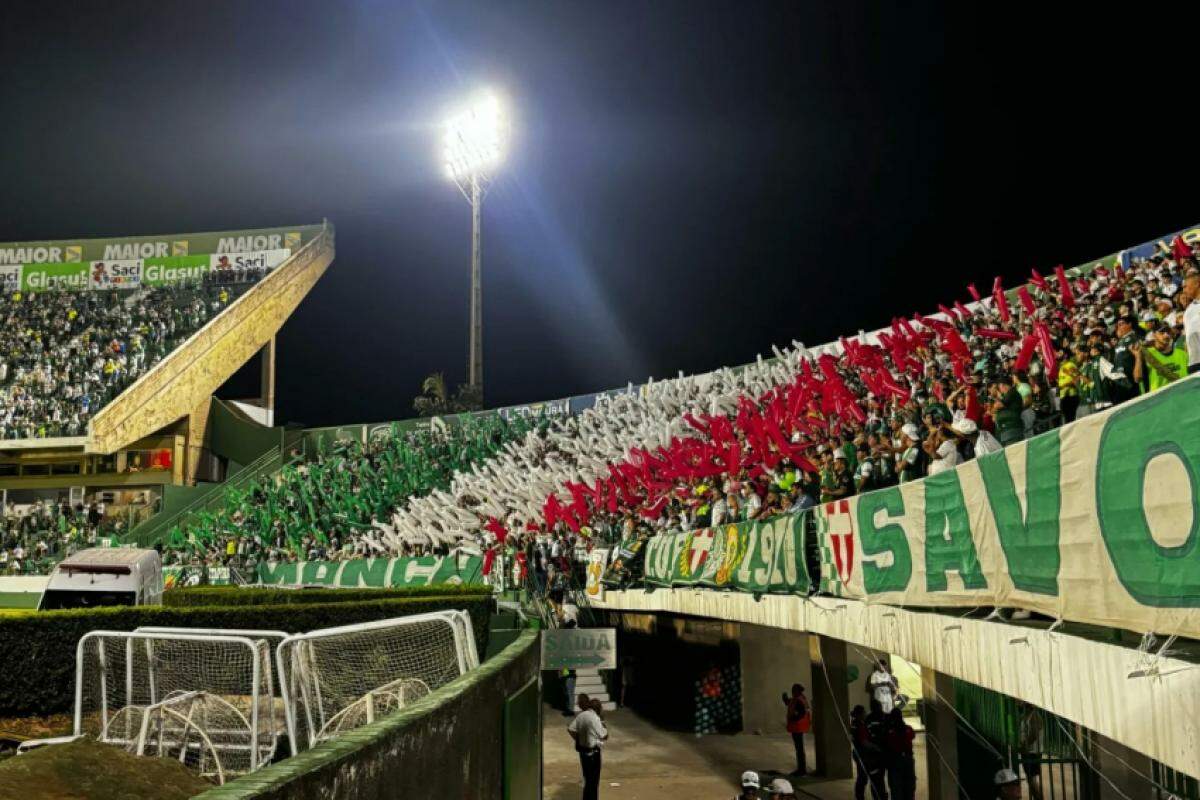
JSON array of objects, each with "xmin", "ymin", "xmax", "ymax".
[
  {"xmin": 0, "ymin": 280, "xmax": 252, "ymax": 441},
  {"xmin": 68, "ymin": 223, "xmax": 1199, "ymax": 581},
  {"xmin": 3, "ymin": 224, "xmax": 1199, "ymax": 581}
]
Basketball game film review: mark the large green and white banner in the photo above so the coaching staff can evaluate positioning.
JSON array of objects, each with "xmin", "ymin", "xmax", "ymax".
[
  {"xmin": 255, "ymin": 554, "xmax": 484, "ymax": 589},
  {"xmin": 814, "ymin": 375, "xmax": 1200, "ymax": 639},
  {"xmin": 643, "ymin": 514, "xmax": 809, "ymax": 593}
]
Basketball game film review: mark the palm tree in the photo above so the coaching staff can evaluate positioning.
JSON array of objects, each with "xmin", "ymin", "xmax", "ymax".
[{"xmin": 413, "ymin": 372, "xmax": 449, "ymax": 417}]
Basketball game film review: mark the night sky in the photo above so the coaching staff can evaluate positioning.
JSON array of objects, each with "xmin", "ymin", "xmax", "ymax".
[{"xmin": 1, "ymin": 2, "xmax": 1194, "ymax": 427}]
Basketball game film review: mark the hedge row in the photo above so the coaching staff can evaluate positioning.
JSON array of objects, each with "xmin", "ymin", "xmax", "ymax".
[
  {"xmin": 164, "ymin": 584, "xmax": 494, "ymax": 608},
  {"xmin": 0, "ymin": 593, "xmax": 492, "ymax": 718}
]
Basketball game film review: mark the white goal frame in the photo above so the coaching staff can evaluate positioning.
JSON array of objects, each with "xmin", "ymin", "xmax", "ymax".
[
  {"xmin": 276, "ymin": 609, "xmax": 478, "ymax": 755},
  {"xmin": 73, "ymin": 630, "xmax": 275, "ymax": 780}
]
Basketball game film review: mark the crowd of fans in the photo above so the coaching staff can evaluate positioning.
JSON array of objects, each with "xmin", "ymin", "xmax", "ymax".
[
  {"xmin": 146, "ymin": 234, "xmax": 1200, "ymax": 576},
  {"xmin": 0, "ymin": 279, "xmax": 255, "ymax": 440},
  {"xmin": 164, "ymin": 413, "xmax": 549, "ymax": 567},
  {"xmin": 0, "ymin": 500, "xmax": 123, "ymax": 574},
  {"xmin": 506, "ymin": 240, "xmax": 1200, "ymax": 556}
]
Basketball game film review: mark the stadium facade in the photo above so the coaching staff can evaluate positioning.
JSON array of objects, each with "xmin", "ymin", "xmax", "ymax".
[{"xmin": 0, "ymin": 222, "xmax": 334, "ymax": 537}]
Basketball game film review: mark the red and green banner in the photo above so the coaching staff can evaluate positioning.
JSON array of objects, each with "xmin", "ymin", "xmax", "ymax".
[
  {"xmin": 638, "ymin": 376, "xmax": 1200, "ymax": 641},
  {"xmin": 642, "ymin": 514, "xmax": 809, "ymax": 593}
]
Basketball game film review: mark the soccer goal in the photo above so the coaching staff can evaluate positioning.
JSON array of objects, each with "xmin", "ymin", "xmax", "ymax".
[
  {"xmin": 276, "ymin": 610, "xmax": 478, "ymax": 754},
  {"xmin": 74, "ymin": 630, "xmax": 278, "ymax": 783}
]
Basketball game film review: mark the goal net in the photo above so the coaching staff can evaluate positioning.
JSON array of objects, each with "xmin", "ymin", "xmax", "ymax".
[
  {"xmin": 278, "ymin": 610, "xmax": 478, "ymax": 754},
  {"xmin": 74, "ymin": 630, "xmax": 278, "ymax": 783}
]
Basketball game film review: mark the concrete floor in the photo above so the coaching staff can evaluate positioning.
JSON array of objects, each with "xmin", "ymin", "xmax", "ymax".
[{"xmin": 543, "ymin": 704, "xmax": 929, "ymax": 800}]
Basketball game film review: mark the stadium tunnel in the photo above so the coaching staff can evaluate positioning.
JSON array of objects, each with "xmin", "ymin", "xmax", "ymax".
[{"xmin": 578, "ymin": 598, "xmax": 1197, "ymax": 799}]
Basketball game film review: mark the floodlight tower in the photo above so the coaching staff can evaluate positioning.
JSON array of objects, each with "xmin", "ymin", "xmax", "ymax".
[{"xmin": 443, "ymin": 91, "xmax": 509, "ymax": 400}]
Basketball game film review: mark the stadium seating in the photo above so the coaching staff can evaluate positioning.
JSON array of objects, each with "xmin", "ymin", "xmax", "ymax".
[
  {"xmin": 0, "ymin": 499, "xmax": 123, "ymax": 574},
  {"xmin": 376, "ymin": 233, "xmax": 1198, "ymax": 553},
  {"xmin": 0, "ymin": 276, "xmax": 260, "ymax": 441},
  {"xmin": 165, "ymin": 412, "xmax": 549, "ymax": 565},
  {"xmin": 161, "ymin": 230, "xmax": 1198, "ymax": 568}
]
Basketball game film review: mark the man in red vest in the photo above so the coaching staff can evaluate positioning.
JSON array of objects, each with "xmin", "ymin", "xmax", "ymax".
[{"xmin": 781, "ymin": 683, "xmax": 811, "ymax": 776}]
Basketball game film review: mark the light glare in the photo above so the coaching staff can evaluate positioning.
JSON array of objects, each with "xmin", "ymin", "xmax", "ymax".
[{"xmin": 443, "ymin": 92, "xmax": 508, "ymax": 182}]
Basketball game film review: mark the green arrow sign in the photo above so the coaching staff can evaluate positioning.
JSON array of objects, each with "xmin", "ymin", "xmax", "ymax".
[{"xmin": 541, "ymin": 628, "xmax": 617, "ymax": 671}]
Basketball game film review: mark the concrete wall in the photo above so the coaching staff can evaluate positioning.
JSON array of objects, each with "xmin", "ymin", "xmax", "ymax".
[
  {"xmin": 1092, "ymin": 732, "xmax": 1157, "ymax": 799},
  {"xmin": 196, "ymin": 628, "xmax": 541, "ymax": 800},
  {"xmin": 738, "ymin": 624, "xmax": 810, "ymax": 734}
]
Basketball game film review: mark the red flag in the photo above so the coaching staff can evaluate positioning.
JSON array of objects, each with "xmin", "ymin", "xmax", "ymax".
[
  {"xmin": 1029, "ymin": 268, "xmax": 1048, "ymax": 292},
  {"xmin": 967, "ymin": 283, "xmax": 981, "ymax": 302},
  {"xmin": 1172, "ymin": 235, "xmax": 1193, "ymax": 261},
  {"xmin": 1013, "ymin": 334, "xmax": 1037, "ymax": 372},
  {"xmin": 954, "ymin": 300, "xmax": 972, "ymax": 320},
  {"xmin": 1016, "ymin": 286, "xmax": 1036, "ymax": 317},
  {"xmin": 1034, "ymin": 322, "xmax": 1058, "ymax": 382},
  {"xmin": 938, "ymin": 303, "xmax": 958, "ymax": 321},
  {"xmin": 639, "ymin": 494, "xmax": 670, "ymax": 519},
  {"xmin": 974, "ymin": 327, "xmax": 1019, "ymax": 341},
  {"xmin": 1055, "ymin": 264, "xmax": 1075, "ymax": 309},
  {"xmin": 992, "ymin": 277, "xmax": 1011, "ymax": 323},
  {"xmin": 481, "ymin": 548, "xmax": 496, "ymax": 576},
  {"xmin": 484, "ymin": 517, "xmax": 508, "ymax": 544}
]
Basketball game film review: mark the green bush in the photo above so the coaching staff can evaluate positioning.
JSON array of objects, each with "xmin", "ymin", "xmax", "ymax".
[
  {"xmin": 0, "ymin": 593, "xmax": 492, "ymax": 718},
  {"xmin": 164, "ymin": 584, "xmax": 493, "ymax": 608}
]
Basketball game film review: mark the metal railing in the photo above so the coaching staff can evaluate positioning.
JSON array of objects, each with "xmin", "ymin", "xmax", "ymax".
[{"xmin": 125, "ymin": 447, "xmax": 285, "ymax": 547}]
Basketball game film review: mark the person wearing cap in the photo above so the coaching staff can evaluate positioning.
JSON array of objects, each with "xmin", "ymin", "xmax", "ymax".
[
  {"xmin": 821, "ymin": 449, "xmax": 854, "ymax": 501},
  {"xmin": 1107, "ymin": 314, "xmax": 1141, "ymax": 404},
  {"xmin": 952, "ymin": 416, "xmax": 1002, "ymax": 458},
  {"xmin": 897, "ymin": 424, "xmax": 924, "ymax": 483},
  {"xmin": 781, "ymin": 683, "xmax": 811, "ymax": 776},
  {"xmin": 765, "ymin": 777, "xmax": 795, "ymax": 799},
  {"xmin": 994, "ymin": 768, "xmax": 1021, "ymax": 799},
  {"xmin": 1132, "ymin": 323, "xmax": 1187, "ymax": 393},
  {"xmin": 734, "ymin": 770, "xmax": 761, "ymax": 800}
]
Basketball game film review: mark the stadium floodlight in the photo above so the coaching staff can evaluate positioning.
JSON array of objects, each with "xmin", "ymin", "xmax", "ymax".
[{"xmin": 442, "ymin": 90, "xmax": 510, "ymax": 400}]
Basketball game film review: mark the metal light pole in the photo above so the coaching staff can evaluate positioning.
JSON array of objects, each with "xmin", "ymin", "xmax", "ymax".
[
  {"xmin": 444, "ymin": 92, "xmax": 508, "ymax": 401},
  {"xmin": 469, "ymin": 173, "xmax": 482, "ymax": 392}
]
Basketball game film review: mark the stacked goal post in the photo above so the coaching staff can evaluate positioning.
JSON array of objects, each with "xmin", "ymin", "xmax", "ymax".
[
  {"xmin": 74, "ymin": 631, "xmax": 279, "ymax": 784},
  {"xmin": 276, "ymin": 610, "xmax": 479, "ymax": 754}
]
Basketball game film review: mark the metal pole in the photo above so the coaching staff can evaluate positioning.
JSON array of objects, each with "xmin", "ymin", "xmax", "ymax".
[{"xmin": 469, "ymin": 172, "xmax": 483, "ymax": 397}]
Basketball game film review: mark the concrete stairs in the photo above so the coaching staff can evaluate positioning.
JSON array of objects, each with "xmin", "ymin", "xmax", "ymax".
[{"xmin": 574, "ymin": 667, "xmax": 616, "ymax": 711}]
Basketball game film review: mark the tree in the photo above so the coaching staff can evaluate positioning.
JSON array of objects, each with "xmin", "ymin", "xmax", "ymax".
[{"xmin": 413, "ymin": 372, "xmax": 483, "ymax": 416}]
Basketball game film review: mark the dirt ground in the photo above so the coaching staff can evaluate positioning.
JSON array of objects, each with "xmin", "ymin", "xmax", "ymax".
[
  {"xmin": 0, "ymin": 737, "xmax": 213, "ymax": 800},
  {"xmin": 0, "ymin": 713, "xmax": 74, "ymax": 743}
]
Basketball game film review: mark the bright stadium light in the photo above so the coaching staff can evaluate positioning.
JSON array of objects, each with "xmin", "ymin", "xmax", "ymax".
[
  {"xmin": 443, "ymin": 92, "xmax": 507, "ymax": 182},
  {"xmin": 443, "ymin": 91, "xmax": 510, "ymax": 401}
]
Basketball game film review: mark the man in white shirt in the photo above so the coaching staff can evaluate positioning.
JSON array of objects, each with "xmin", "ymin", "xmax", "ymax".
[
  {"xmin": 868, "ymin": 658, "xmax": 899, "ymax": 714},
  {"xmin": 568, "ymin": 694, "xmax": 608, "ymax": 800},
  {"xmin": 952, "ymin": 418, "xmax": 1002, "ymax": 457},
  {"xmin": 1182, "ymin": 269, "xmax": 1200, "ymax": 374},
  {"xmin": 925, "ymin": 428, "xmax": 960, "ymax": 476}
]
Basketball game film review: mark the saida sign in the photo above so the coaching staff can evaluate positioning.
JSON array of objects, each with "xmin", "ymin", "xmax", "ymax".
[{"xmin": 542, "ymin": 628, "xmax": 617, "ymax": 670}]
